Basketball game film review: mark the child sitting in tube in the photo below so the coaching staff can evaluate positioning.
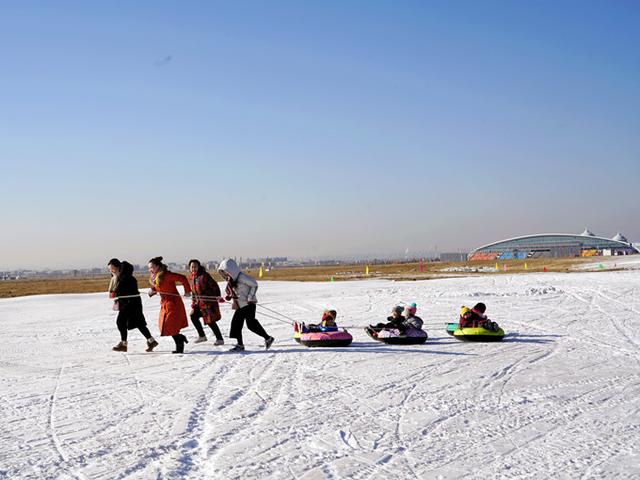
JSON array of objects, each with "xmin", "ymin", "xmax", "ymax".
[
  {"xmin": 307, "ymin": 310, "xmax": 338, "ymax": 332},
  {"xmin": 369, "ymin": 306, "xmax": 406, "ymax": 333},
  {"xmin": 459, "ymin": 303, "xmax": 499, "ymax": 331}
]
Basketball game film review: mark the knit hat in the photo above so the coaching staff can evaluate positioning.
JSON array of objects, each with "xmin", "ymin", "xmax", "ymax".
[{"xmin": 405, "ymin": 303, "xmax": 417, "ymax": 315}]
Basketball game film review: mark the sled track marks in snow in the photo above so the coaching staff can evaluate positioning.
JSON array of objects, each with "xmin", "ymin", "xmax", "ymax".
[
  {"xmin": 48, "ymin": 365, "xmax": 69, "ymax": 463},
  {"xmin": 4, "ymin": 275, "xmax": 640, "ymax": 479},
  {"xmin": 169, "ymin": 354, "xmax": 247, "ymax": 478},
  {"xmin": 200, "ymin": 353, "xmax": 284, "ymax": 476},
  {"xmin": 123, "ymin": 354, "xmax": 164, "ymax": 432},
  {"xmin": 593, "ymin": 288, "xmax": 640, "ymax": 351},
  {"xmin": 47, "ymin": 364, "xmax": 87, "ymax": 480},
  {"xmin": 468, "ymin": 375, "xmax": 637, "ymax": 476},
  {"xmin": 473, "ymin": 379, "xmax": 640, "ymax": 477}
]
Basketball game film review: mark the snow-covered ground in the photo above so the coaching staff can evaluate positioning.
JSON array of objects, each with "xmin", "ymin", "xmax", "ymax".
[
  {"xmin": 1, "ymin": 272, "xmax": 640, "ymax": 479},
  {"xmin": 574, "ymin": 255, "xmax": 640, "ymax": 271}
]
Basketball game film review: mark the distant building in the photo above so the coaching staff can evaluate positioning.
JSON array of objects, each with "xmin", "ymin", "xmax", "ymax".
[
  {"xmin": 469, "ymin": 229, "xmax": 638, "ymax": 261},
  {"xmin": 440, "ymin": 252, "xmax": 468, "ymax": 262}
]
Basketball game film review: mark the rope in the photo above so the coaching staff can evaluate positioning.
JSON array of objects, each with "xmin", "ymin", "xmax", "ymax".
[
  {"xmin": 114, "ymin": 291, "xmax": 224, "ymax": 302},
  {"xmin": 256, "ymin": 304, "xmax": 301, "ymax": 324},
  {"xmin": 255, "ymin": 309, "xmax": 295, "ymax": 326},
  {"xmin": 112, "ymin": 293, "xmax": 447, "ymax": 328}
]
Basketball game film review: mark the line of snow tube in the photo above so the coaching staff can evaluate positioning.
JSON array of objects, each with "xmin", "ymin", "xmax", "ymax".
[
  {"xmin": 365, "ymin": 328, "xmax": 428, "ymax": 345},
  {"xmin": 452, "ymin": 327, "xmax": 505, "ymax": 342}
]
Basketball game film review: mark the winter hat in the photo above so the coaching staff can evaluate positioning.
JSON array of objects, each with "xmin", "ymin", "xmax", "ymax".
[
  {"xmin": 392, "ymin": 305, "xmax": 404, "ymax": 315},
  {"xmin": 322, "ymin": 309, "xmax": 337, "ymax": 321},
  {"xmin": 405, "ymin": 304, "xmax": 417, "ymax": 315},
  {"xmin": 472, "ymin": 302, "xmax": 486, "ymax": 313}
]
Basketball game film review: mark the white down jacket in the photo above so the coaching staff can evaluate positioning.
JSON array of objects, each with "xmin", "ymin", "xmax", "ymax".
[{"xmin": 218, "ymin": 258, "xmax": 258, "ymax": 309}]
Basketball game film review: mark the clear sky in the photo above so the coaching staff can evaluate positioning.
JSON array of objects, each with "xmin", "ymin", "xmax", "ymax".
[{"xmin": 1, "ymin": 1, "xmax": 639, "ymax": 269}]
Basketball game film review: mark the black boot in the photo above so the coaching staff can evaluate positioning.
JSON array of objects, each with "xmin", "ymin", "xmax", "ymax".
[{"xmin": 172, "ymin": 334, "xmax": 188, "ymax": 354}]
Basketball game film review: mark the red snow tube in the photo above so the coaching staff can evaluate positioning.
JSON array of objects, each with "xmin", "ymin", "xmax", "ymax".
[{"xmin": 299, "ymin": 330, "xmax": 353, "ymax": 347}]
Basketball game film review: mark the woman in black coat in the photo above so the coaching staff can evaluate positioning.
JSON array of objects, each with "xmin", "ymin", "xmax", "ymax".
[{"xmin": 108, "ymin": 258, "xmax": 159, "ymax": 352}]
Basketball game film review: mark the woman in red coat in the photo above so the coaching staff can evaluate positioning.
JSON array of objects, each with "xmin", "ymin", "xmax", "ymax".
[
  {"xmin": 188, "ymin": 259, "xmax": 224, "ymax": 345},
  {"xmin": 148, "ymin": 256, "xmax": 192, "ymax": 353}
]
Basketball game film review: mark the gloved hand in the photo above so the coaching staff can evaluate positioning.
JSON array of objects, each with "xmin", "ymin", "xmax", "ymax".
[{"xmin": 148, "ymin": 290, "xmax": 157, "ymax": 297}]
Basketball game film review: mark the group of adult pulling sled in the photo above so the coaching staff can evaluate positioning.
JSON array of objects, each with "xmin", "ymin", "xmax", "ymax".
[
  {"xmin": 108, "ymin": 256, "xmax": 273, "ymax": 353},
  {"xmin": 107, "ymin": 256, "xmax": 504, "ymax": 354}
]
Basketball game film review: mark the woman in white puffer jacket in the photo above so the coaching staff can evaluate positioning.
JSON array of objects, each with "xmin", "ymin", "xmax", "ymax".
[{"xmin": 218, "ymin": 258, "xmax": 274, "ymax": 351}]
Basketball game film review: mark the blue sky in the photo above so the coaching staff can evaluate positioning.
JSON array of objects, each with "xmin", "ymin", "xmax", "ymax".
[{"xmin": 1, "ymin": 1, "xmax": 639, "ymax": 269}]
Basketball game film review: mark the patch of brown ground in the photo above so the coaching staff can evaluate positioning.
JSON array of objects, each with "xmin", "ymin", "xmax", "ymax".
[{"xmin": 0, "ymin": 256, "xmax": 604, "ymax": 299}]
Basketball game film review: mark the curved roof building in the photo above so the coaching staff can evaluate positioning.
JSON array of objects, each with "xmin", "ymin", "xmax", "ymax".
[{"xmin": 470, "ymin": 230, "xmax": 638, "ymax": 260}]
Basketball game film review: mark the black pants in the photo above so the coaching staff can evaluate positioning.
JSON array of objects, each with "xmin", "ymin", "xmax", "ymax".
[
  {"xmin": 117, "ymin": 314, "xmax": 152, "ymax": 342},
  {"xmin": 191, "ymin": 307, "xmax": 223, "ymax": 340},
  {"xmin": 373, "ymin": 321, "xmax": 406, "ymax": 334},
  {"xmin": 229, "ymin": 304, "xmax": 269, "ymax": 345}
]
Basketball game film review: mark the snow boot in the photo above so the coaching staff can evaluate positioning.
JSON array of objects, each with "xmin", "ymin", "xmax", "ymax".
[
  {"xmin": 146, "ymin": 338, "xmax": 158, "ymax": 352},
  {"xmin": 229, "ymin": 344, "xmax": 245, "ymax": 352},
  {"xmin": 194, "ymin": 336, "xmax": 207, "ymax": 344},
  {"xmin": 112, "ymin": 341, "xmax": 127, "ymax": 352},
  {"xmin": 172, "ymin": 334, "xmax": 189, "ymax": 354},
  {"xmin": 265, "ymin": 336, "xmax": 275, "ymax": 350},
  {"xmin": 213, "ymin": 339, "xmax": 224, "ymax": 346}
]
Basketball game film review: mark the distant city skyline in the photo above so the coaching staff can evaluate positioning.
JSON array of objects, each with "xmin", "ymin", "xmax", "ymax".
[
  {"xmin": 2, "ymin": 228, "xmax": 637, "ymax": 271},
  {"xmin": 1, "ymin": 2, "xmax": 639, "ymax": 270}
]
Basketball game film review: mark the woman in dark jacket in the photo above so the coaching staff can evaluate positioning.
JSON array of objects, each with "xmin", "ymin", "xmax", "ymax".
[
  {"xmin": 188, "ymin": 259, "xmax": 224, "ymax": 345},
  {"xmin": 108, "ymin": 258, "xmax": 158, "ymax": 352}
]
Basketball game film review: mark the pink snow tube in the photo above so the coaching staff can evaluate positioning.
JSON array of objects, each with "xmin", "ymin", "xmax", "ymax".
[{"xmin": 299, "ymin": 330, "xmax": 353, "ymax": 347}]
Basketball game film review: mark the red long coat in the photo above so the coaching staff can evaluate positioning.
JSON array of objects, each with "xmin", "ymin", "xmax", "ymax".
[
  {"xmin": 190, "ymin": 270, "xmax": 222, "ymax": 324},
  {"xmin": 151, "ymin": 271, "xmax": 192, "ymax": 336}
]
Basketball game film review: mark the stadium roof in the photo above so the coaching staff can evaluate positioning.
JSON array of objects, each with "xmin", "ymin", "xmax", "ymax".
[{"xmin": 473, "ymin": 233, "xmax": 638, "ymax": 253}]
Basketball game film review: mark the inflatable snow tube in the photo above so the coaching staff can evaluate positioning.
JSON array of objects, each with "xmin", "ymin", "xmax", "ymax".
[
  {"xmin": 365, "ymin": 327, "xmax": 428, "ymax": 345},
  {"xmin": 299, "ymin": 330, "xmax": 353, "ymax": 347},
  {"xmin": 446, "ymin": 322, "xmax": 458, "ymax": 336},
  {"xmin": 294, "ymin": 322, "xmax": 340, "ymax": 344},
  {"xmin": 452, "ymin": 327, "xmax": 505, "ymax": 342}
]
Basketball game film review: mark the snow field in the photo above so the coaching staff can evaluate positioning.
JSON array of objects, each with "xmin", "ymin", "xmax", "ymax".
[{"xmin": 1, "ymin": 272, "xmax": 639, "ymax": 479}]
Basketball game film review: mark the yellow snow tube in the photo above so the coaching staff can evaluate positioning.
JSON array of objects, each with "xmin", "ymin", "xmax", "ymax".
[{"xmin": 453, "ymin": 327, "xmax": 505, "ymax": 342}]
